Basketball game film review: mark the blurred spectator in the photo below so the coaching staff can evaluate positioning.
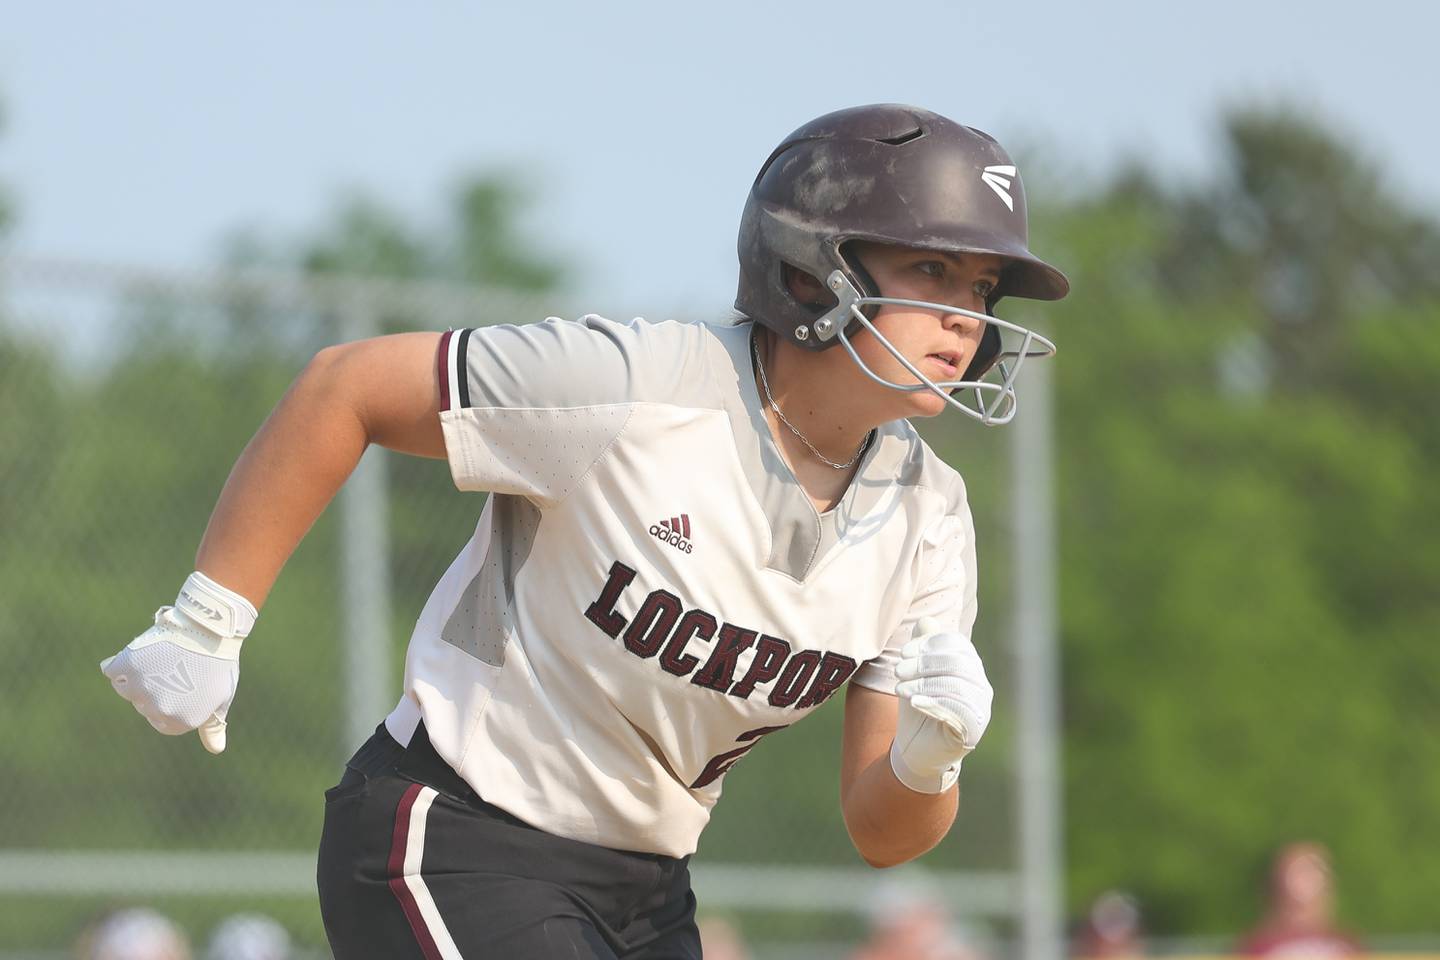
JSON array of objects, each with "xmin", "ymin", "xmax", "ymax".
[
  {"xmin": 205, "ymin": 914, "xmax": 292, "ymax": 960},
  {"xmin": 1074, "ymin": 890, "xmax": 1144, "ymax": 960},
  {"xmin": 78, "ymin": 908, "xmax": 191, "ymax": 960},
  {"xmin": 697, "ymin": 915, "xmax": 752, "ymax": 960},
  {"xmin": 1239, "ymin": 842, "xmax": 1363, "ymax": 958},
  {"xmin": 853, "ymin": 873, "xmax": 989, "ymax": 960}
]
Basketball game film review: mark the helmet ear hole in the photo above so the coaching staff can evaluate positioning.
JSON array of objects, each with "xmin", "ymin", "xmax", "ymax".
[{"xmin": 781, "ymin": 262, "xmax": 837, "ymax": 311}]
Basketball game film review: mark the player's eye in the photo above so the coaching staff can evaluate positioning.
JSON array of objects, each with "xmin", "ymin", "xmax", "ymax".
[
  {"xmin": 974, "ymin": 279, "xmax": 997, "ymax": 299},
  {"xmin": 916, "ymin": 260, "xmax": 946, "ymax": 279}
]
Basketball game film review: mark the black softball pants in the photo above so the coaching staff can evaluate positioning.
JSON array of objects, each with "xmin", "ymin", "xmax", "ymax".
[{"xmin": 317, "ymin": 723, "xmax": 702, "ymax": 959}]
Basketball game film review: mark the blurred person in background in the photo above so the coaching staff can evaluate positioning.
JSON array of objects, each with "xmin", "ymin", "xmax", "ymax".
[
  {"xmin": 205, "ymin": 914, "xmax": 292, "ymax": 960},
  {"xmin": 695, "ymin": 916, "xmax": 751, "ymax": 960},
  {"xmin": 1073, "ymin": 890, "xmax": 1144, "ymax": 960},
  {"xmin": 852, "ymin": 873, "xmax": 989, "ymax": 960},
  {"xmin": 1239, "ymin": 842, "xmax": 1363, "ymax": 959},
  {"xmin": 77, "ymin": 907, "xmax": 191, "ymax": 960}
]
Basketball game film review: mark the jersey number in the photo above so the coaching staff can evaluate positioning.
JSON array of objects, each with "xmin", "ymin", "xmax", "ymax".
[{"xmin": 689, "ymin": 725, "xmax": 789, "ymax": 789}]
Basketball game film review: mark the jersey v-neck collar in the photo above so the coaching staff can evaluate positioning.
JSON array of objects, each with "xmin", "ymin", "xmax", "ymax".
[{"xmin": 705, "ymin": 321, "xmax": 917, "ymax": 583}]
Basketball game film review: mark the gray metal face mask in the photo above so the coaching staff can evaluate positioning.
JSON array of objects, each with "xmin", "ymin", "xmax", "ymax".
[{"xmin": 807, "ymin": 270, "xmax": 1056, "ymax": 426}]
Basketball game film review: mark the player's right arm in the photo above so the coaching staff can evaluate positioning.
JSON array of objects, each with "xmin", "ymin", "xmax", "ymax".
[
  {"xmin": 102, "ymin": 332, "xmax": 446, "ymax": 753},
  {"xmin": 196, "ymin": 331, "xmax": 445, "ymax": 606}
]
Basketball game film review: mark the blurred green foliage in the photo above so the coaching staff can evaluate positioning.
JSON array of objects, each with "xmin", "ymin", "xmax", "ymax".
[
  {"xmin": 224, "ymin": 172, "xmax": 564, "ymax": 293},
  {"xmin": 1041, "ymin": 108, "xmax": 1440, "ymax": 934},
  {"xmin": 2, "ymin": 106, "xmax": 1437, "ymax": 955}
]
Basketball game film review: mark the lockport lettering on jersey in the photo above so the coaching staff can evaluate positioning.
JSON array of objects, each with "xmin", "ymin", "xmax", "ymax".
[{"xmin": 583, "ymin": 559, "xmax": 859, "ymax": 710}]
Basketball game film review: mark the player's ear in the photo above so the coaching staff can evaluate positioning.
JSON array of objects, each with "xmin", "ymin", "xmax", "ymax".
[{"xmin": 782, "ymin": 263, "xmax": 830, "ymax": 308}]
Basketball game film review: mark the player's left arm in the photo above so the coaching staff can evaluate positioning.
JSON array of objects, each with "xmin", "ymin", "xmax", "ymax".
[
  {"xmin": 840, "ymin": 683, "xmax": 958, "ymax": 868},
  {"xmin": 840, "ymin": 617, "xmax": 993, "ymax": 868}
]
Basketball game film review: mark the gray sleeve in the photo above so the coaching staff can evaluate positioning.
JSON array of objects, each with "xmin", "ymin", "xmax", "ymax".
[
  {"xmin": 850, "ymin": 503, "xmax": 980, "ymax": 695},
  {"xmin": 436, "ymin": 315, "xmax": 713, "ymax": 505}
]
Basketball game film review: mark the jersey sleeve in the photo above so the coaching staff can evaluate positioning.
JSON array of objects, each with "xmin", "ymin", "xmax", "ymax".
[
  {"xmin": 850, "ymin": 504, "xmax": 979, "ymax": 695},
  {"xmin": 436, "ymin": 315, "xmax": 711, "ymax": 507}
]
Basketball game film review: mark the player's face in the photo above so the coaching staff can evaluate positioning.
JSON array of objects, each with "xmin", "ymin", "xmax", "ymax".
[{"xmin": 846, "ymin": 243, "xmax": 1003, "ymax": 418}]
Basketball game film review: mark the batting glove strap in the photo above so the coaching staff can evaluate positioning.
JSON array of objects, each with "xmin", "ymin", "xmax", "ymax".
[
  {"xmin": 890, "ymin": 727, "xmax": 963, "ymax": 795},
  {"xmin": 174, "ymin": 570, "xmax": 256, "ymax": 641}
]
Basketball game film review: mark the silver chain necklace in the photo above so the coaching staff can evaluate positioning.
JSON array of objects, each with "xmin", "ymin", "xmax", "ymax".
[{"xmin": 753, "ymin": 336, "xmax": 871, "ymax": 471}]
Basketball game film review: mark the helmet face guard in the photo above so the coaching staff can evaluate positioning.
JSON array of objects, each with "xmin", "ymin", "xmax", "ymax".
[
  {"xmin": 814, "ymin": 270, "xmax": 1055, "ymax": 426},
  {"xmin": 735, "ymin": 104, "xmax": 1069, "ymax": 425}
]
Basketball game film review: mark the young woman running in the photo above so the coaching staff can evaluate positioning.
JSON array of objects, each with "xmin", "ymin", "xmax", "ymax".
[{"xmin": 102, "ymin": 103, "xmax": 1068, "ymax": 959}]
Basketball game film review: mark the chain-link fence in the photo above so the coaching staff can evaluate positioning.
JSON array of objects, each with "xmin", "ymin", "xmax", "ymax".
[{"xmin": 0, "ymin": 257, "xmax": 1048, "ymax": 959}]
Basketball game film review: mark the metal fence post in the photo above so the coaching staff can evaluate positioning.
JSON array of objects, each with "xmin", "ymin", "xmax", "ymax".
[
  {"xmin": 337, "ymin": 301, "xmax": 394, "ymax": 755},
  {"xmin": 1013, "ymin": 359, "xmax": 1065, "ymax": 960}
]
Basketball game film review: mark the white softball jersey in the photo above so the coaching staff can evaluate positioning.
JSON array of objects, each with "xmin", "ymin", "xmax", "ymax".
[{"xmin": 384, "ymin": 315, "xmax": 977, "ymax": 857}]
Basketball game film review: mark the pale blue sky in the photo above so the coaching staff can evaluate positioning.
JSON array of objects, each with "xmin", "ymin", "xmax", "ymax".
[{"xmin": 2, "ymin": 1, "xmax": 1435, "ymax": 314}]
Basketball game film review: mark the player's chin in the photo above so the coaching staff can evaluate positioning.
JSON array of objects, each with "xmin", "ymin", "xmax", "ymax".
[{"xmin": 906, "ymin": 387, "xmax": 951, "ymax": 419}]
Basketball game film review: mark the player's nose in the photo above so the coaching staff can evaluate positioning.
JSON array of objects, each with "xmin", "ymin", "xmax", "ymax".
[{"xmin": 941, "ymin": 304, "xmax": 984, "ymax": 334}]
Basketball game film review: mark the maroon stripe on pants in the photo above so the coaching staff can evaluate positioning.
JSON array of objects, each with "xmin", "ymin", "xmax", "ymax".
[
  {"xmin": 436, "ymin": 330, "xmax": 454, "ymax": 412},
  {"xmin": 387, "ymin": 783, "xmax": 442, "ymax": 960}
]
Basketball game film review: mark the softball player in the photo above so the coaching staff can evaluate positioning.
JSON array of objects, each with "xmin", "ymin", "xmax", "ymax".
[{"xmin": 101, "ymin": 104, "xmax": 1068, "ymax": 959}]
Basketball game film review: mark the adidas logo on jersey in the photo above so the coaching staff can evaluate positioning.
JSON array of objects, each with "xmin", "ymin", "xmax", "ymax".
[{"xmin": 648, "ymin": 514, "xmax": 694, "ymax": 554}]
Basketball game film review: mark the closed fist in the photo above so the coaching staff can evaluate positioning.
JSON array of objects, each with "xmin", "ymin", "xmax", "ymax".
[{"xmin": 889, "ymin": 616, "xmax": 993, "ymax": 793}]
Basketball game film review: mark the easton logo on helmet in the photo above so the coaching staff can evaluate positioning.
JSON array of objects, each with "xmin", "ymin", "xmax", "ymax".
[
  {"xmin": 981, "ymin": 164, "xmax": 1017, "ymax": 211},
  {"xmin": 649, "ymin": 514, "xmax": 694, "ymax": 554}
]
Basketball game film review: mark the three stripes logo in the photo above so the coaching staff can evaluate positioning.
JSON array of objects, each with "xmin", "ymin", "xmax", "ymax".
[
  {"xmin": 981, "ymin": 164, "xmax": 1017, "ymax": 211},
  {"xmin": 649, "ymin": 514, "xmax": 694, "ymax": 554}
]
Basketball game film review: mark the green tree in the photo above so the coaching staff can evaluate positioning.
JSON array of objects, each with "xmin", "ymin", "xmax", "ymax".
[
  {"xmin": 1157, "ymin": 107, "xmax": 1440, "ymax": 386},
  {"xmin": 1051, "ymin": 107, "xmax": 1440, "ymax": 934},
  {"xmin": 229, "ymin": 171, "xmax": 564, "ymax": 292}
]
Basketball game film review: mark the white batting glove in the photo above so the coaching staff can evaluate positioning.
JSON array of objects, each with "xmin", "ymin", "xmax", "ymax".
[
  {"xmin": 890, "ymin": 616, "xmax": 993, "ymax": 794},
  {"xmin": 100, "ymin": 572, "xmax": 257, "ymax": 755}
]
